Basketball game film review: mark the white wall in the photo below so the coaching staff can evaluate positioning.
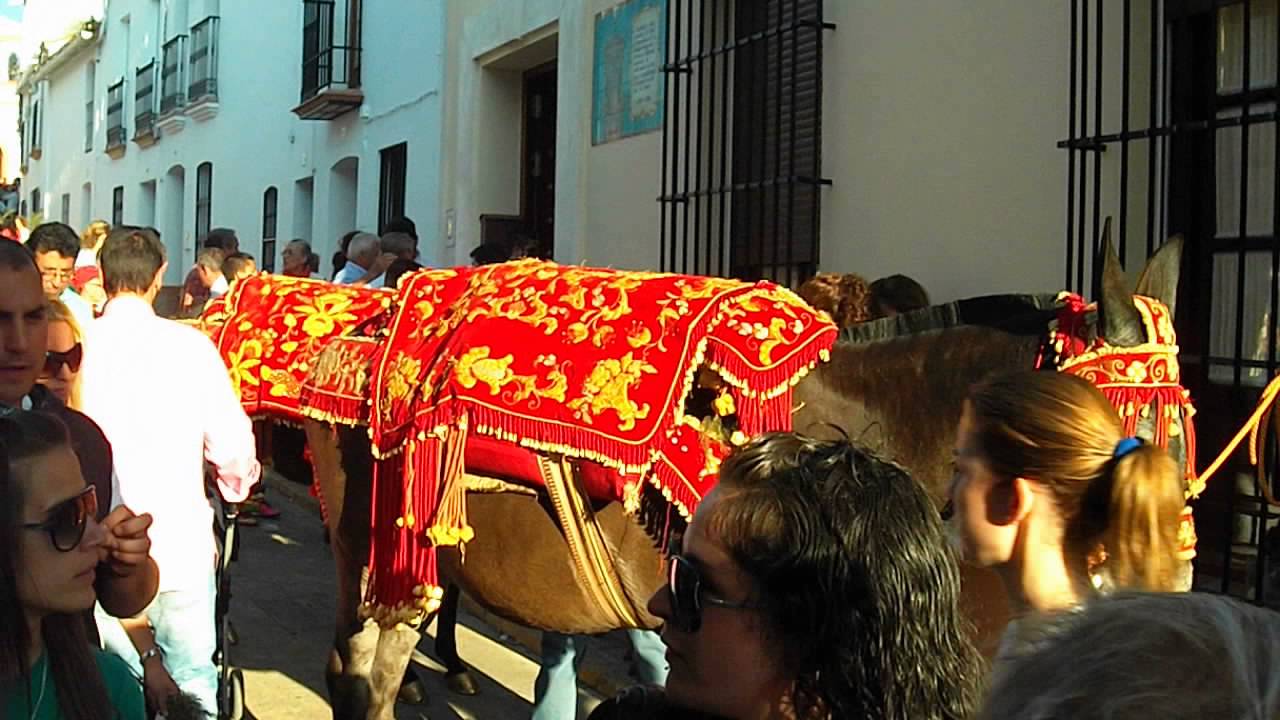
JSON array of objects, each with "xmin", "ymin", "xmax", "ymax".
[
  {"xmin": 20, "ymin": 0, "xmax": 446, "ymax": 283},
  {"xmin": 442, "ymin": 0, "xmax": 1083, "ymax": 298}
]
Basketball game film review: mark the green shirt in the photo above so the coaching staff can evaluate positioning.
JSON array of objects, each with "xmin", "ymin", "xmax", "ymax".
[{"xmin": 4, "ymin": 651, "xmax": 145, "ymax": 720}]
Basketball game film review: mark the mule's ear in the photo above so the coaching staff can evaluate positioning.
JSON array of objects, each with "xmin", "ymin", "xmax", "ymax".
[
  {"xmin": 1134, "ymin": 235, "xmax": 1184, "ymax": 318},
  {"xmin": 1098, "ymin": 223, "xmax": 1145, "ymax": 347}
]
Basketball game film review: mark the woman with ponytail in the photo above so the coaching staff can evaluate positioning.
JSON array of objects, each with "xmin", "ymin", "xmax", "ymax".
[
  {"xmin": 0, "ymin": 410, "xmax": 144, "ymax": 720},
  {"xmin": 946, "ymin": 370, "xmax": 1185, "ymax": 670}
]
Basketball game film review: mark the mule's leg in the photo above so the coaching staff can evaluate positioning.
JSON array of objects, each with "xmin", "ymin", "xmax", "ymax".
[
  {"xmin": 434, "ymin": 583, "xmax": 479, "ymax": 695},
  {"xmin": 369, "ymin": 624, "xmax": 422, "ymax": 720},
  {"xmin": 305, "ymin": 422, "xmax": 384, "ymax": 720},
  {"xmin": 327, "ymin": 619, "xmax": 381, "ymax": 720}
]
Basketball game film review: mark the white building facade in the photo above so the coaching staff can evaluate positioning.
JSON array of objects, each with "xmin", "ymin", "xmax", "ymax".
[{"xmin": 18, "ymin": 0, "xmax": 446, "ymax": 285}]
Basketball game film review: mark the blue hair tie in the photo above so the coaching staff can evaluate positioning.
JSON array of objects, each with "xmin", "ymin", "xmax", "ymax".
[{"xmin": 1113, "ymin": 437, "xmax": 1143, "ymax": 459}]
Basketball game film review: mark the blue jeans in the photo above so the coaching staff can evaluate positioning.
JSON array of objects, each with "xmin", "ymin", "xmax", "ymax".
[
  {"xmin": 531, "ymin": 629, "xmax": 668, "ymax": 720},
  {"xmin": 148, "ymin": 576, "xmax": 219, "ymax": 718}
]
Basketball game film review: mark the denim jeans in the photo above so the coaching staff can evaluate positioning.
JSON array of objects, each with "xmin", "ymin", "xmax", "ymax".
[
  {"xmin": 148, "ymin": 575, "xmax": 219, "ymax": 718},
  {"xmin": 531, "ymin": 629, "xmax": 668, "ymax": 720}
]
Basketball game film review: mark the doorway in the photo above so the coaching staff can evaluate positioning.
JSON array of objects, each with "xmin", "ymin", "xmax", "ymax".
[{"xmin": 522, "ymin": 62, "xmax": 557, "ymax": 259}]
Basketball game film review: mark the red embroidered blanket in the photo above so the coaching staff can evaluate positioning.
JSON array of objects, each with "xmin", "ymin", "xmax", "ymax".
[
  {"xmin": 202, "ymin": 275, "xmax": 394, "ymax": 421},
  {"xmin": 362, "ymin": 260, "xmax": 836, "ymax": 624}
]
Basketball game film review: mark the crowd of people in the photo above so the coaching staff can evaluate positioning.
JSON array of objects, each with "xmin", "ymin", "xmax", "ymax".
[{"xmin": 1, "ymin": 213, "xmax": 1278, "ymax": 720}]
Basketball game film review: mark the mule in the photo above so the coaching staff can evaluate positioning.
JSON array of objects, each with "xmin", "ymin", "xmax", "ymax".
[{"xmin": 305, "ymin": 240, "xmax": 1187, "ymax": 720}]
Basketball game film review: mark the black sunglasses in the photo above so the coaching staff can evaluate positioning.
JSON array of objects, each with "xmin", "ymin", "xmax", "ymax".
[
  {"xmin": 666, "ymin": 554, "xmax": 756, "ymax": 633},
  {"xmin": 22, "ymin": 485, "xmax": 98, "ymax": 552},
  {"xmin": 43, "ymin": 343, "xmax": 83, "ymax": 376}
]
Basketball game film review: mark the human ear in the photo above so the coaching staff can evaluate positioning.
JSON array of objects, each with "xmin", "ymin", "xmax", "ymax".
[{"xmin": 987, "ymin": 477, "xmax": 1036, "ymax": 526}]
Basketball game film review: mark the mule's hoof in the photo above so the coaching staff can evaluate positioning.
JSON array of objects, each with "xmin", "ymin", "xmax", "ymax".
[
  {"xmin": 445, "ymin": 671, "xmax": 479, "ymax": 696},
  {"xmin": 398, "ymin": 678, "xmax": 427, "ymax": 705}
]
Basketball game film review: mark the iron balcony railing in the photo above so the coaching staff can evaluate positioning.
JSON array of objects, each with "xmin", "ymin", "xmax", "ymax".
[
  {"xmin": 105, "ymin": 79, "xmax": 126, "ymax": 149},
  {"xmin": 189, "ymin": 16, "xmax": 219, "ymax": 101},
  {"xmin": 134, "ymin": 62, "xmax": 156, "ymax": 136},
  {"xmin": 301, "ymin": 0, "xmax": 362, "ymax": 102},
  {"xmin": 160, "ymin": 35, "xmax": 187, "ymax": 113}
]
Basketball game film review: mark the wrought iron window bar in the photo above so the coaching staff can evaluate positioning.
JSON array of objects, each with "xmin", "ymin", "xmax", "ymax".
[
  {"xmin": 134, "ymin": 62, "xmax": 157, "ymax": 139},
  {"xmin": 189, "ymin": 17, "xmax": 219, "ymax": 101},
  {"xmin": 160, "ymin": 35, "xmax": 187, "ymax": 113},
  {"xmin": 105, "ymin": 79, "xmax": 126, "ymax": 150},
  {"xmin": 658, "ymin": 0, "xmax": 834, "ymax": 289}
]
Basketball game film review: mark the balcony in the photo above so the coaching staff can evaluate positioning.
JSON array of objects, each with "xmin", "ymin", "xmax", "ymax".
[
  {"xmin": 187, "ymin": 16, "xmax": 219, "ymax": 122},
  {"xmin": 105, "ymin": 79, "xmax": 126, "ymax": 159},
  {"xmin": 293, "ymin": 0, "xmax": 363, "ymax": 120},
  {"xmin": 133, "ymin": 62, "xmax": 158, "ymax": 147},
  {"xmin": 157, "ymin": 35, "xmax": 188, "ymax": 135}
]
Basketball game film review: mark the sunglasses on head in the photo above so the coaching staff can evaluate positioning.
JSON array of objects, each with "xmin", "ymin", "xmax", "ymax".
[
  {"xmin": 43, "ymin": 343, "xmax": 83, "ymax": 376},
  {"xmin": 22, "ymin": 485, "xmax": 98, "ymax": 552},
  {"xmin": 666, "ymin": 554, "xmax": 756, "ymax": 633}
]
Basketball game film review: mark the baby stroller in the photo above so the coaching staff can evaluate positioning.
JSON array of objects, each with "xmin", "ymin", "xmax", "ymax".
[{"xmin": 210, "ymin": 489, "xmax": 247, "ymax": 720}]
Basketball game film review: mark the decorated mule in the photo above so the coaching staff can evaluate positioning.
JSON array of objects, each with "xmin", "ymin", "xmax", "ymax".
[{"xmin": 195, "ymin": 235, "xmax": 1198, "ymax": 720}]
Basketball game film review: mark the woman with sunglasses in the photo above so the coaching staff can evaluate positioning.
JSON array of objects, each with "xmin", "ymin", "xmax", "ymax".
[
  {"xmin": 38, "ymin": 300, "xmax": 85, "ymax": 410},
  {"xmin": 1, "ymin": 410, "xmax": 145, "ymax": 720},
  {"xmin": 595, "ymin": 432, "xmax": 984, "ymax": 720}
]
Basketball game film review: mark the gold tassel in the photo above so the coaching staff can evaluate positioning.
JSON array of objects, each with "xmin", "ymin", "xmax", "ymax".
[{"xmin": 427, "ymin": 417, "xmax": 475, "ymax": 549}]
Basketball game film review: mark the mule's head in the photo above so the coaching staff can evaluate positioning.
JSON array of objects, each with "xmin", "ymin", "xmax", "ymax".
[{"xmin": 1090, "ymin": 226, "xmax": 1193, "ymax": 485}]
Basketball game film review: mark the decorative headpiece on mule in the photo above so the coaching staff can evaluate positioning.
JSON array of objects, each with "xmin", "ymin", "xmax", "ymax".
[{"xmin": 1039, "ymin": 225, "xmax": 1199, "ymax": 561}]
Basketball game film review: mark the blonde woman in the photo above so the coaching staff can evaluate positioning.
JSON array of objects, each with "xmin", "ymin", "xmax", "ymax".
[
  {"xmin": 76, "ymin": 220, "xmax": 110, "ymax": 268},
  {"xmin": 37, "ymin": 300, "xmax": 85, "ymax": 410}
]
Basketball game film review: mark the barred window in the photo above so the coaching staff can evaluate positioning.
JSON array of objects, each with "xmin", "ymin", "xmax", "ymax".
[{"xmin": 659, "ymin": 0, "xmax": 833, "ymax": 286}]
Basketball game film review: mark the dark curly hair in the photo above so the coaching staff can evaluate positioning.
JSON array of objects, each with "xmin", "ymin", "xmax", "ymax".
[{"xmin": 707, "ymin": 433, "xmax": 984, "ymax": 720}]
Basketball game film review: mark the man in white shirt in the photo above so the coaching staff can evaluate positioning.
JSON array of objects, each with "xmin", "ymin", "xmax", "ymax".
[
  {"xmin": 332, "ymin": 232, "xmax": 393, "ymax": 287},
  {"xmin": 28, "ymin": 222, "xmax": 96, "ymax": 328},
  {"xmin": 81, "ymin": 226, "xmax": 260, "ymax": 716}
]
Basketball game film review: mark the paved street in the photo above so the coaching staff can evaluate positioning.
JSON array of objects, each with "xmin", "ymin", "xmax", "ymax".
[{"xmin": 228, "ymin": 478, "xmax": 636, "ymax": 719}]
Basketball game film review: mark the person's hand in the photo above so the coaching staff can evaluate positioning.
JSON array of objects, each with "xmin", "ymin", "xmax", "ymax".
[
  {"xmin": 98, "ymin": 505, "xmax": 153, "ymax": 577},
  {"xmin": 371, "ymin": 252, "xmax": 396, "ymax": 275},
  {"xmin": 142, "ymin": 655, "xmax": 180, "ymax": 715}
]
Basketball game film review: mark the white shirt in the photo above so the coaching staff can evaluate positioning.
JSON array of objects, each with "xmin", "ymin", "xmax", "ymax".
[
  {"xmin": 81, "ymin": 296, "xmax": 260, "ymax": 591},
  {"xmin": 59, "ymin": 286, "xmax": 95, "ymax": 328},
  {"xmin": 75, "ymin": 248, "xmax": 98, "ymax": 268},
  {"xmin": 209, "ymin": 274, "xmax": 229, "ymax": 298},
  {"xmin": 332, "ymin": 261, "xmax": 384, "ymax": 288}
]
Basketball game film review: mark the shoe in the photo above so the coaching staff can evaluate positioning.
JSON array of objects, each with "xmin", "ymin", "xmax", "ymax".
[{"xmin": 239, "ymin": 498, "xmax": 282, "ymax": 520}]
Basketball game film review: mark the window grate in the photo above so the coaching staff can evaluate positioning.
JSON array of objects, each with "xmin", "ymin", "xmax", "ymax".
[
  {"xmin": 134, "ymin": 62, "xmax": 156, "ymax": 138},
  {"xmin": 106, "ymin": 80, "xmax": 126, "ymax": 150},
  {"xmin": 378, "ymin": 142, "xmax": 407, "ymax": 234},
  {"xmin": 301, "ymin": 0, "xmax": 362, "ymax": 102},
  {"xmin": 195, "ymin": 162, "xmax": 212, "ymax": 248},
  {"xmin": 189, "ymin": 17, "xmax": 219, "ymax": 101},
  {"xmin": 161, "ymin": 36, "xmax": 187, "ymax": 113},
  {"xmin": 658, "ymin": 0, "xmax": 833, "ymax": 287}
]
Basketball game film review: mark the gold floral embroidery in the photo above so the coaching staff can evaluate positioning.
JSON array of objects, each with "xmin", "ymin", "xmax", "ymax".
[
  {"xmin": 453, "ymin": 347, "xmax": 568, "ymax": 405},
  {"xmin": 290, "ymin": 294, "xmax": 361, "ymax": 337},
  {"xmin": 262, "ymin": 367, "xmax": 303, "ymax": 399},
  {"xmin": 384, "ymin": 353, "xmax": 424, "ymax": 411},
  {"xmin": 569, "ymin": 352, "xmax": 658, "ymax": 431},
  {"xmin": 226, "ymin": 340, "xmax": 264, "ymax": 396}
]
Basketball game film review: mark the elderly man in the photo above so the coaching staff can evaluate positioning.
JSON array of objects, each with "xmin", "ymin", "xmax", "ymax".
[
  {"xmin": 0, "ymin": 240, "xmax": 159, "ymax": 625},
  {"xmin": 28, "ymin": 221, "xmax": 96, "ymax": 328},
  {"xmin": 81, "ymin": 226, "xmax": 260, "ymax": 716},
  {"xmin": 281, "ymin": 239, "xmax": 314, "ymax": 278},
  {"xmin": 332, "ymin": 232, "xmax": 393, "ymax": 287}
]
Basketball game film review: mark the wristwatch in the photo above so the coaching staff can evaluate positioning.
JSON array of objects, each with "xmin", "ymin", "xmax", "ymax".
[{"xmin": 139, "ymin": 646, "xmax": 163, "ymax": 664}]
